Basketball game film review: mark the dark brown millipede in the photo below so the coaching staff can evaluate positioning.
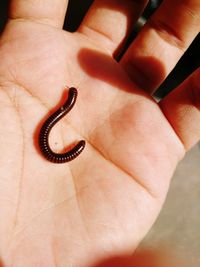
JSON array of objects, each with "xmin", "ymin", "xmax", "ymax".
[{"xmin": 38, "ymin": 87, "xmax": 85, "ymax": 163}]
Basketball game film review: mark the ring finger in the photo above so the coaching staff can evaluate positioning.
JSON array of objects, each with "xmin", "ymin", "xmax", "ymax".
[{"xmin": 120, "ymin": 0, "xmax": 200, "ymax": 94}]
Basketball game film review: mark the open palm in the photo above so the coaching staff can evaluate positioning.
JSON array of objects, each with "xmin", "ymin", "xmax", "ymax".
[{"xmin": 0, "ymin": 1, "xmax": 199, "ymax": 266}]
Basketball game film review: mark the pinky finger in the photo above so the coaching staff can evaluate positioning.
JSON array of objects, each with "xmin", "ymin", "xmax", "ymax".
[{"xmin": 159, "ymin": 67, "xmax": 200, "ymax": 150}]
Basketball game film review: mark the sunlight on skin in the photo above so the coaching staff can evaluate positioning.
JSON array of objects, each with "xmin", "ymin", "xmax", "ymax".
[
  {"xmin": 0, "ymin": 0, "xmax": 199, "ymax": 266},
  {"xmin": 0, "ymin": 21, "xmax": 183, "ymax": 267}
]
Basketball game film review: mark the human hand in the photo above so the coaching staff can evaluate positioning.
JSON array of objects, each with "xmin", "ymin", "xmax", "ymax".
[{"xmin": 0, "ymin": 0, "xmax": 199, "ymax": 266}]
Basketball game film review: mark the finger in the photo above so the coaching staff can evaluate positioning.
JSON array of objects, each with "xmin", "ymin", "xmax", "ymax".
[
  {"xmin": 121, "ymin": 0, "xmax": 200, "ymax": 94},
  {"xmin": 159, "ymin": 67, "xmax": 200, "ymax": 150},
  {"xmin": 9, "ymin": 0, "xmax": 69, "ymax": 28},
  {"xmin": 78, "ymin": 0, "xmax": 148, "ymax": 55}
]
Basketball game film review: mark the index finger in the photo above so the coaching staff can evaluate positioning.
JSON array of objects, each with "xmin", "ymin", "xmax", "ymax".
[{"xmin": 9, "ymin": 0, "xmax": 69, "ymax": 28}]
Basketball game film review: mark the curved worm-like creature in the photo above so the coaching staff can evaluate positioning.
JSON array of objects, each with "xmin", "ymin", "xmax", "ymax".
[{"xmin": 39, "ymin": 87, "xmax": 85, "ymax": 163}]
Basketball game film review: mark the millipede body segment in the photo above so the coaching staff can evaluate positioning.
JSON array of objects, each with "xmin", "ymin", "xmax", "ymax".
[{"xmin": 39, "ymin": 87, "xmax": 85, "ymax": 163}]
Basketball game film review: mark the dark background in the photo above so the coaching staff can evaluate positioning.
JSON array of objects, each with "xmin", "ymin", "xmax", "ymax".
[{"xmin": 0, "ymin": 0, "xmax": 199, "ymax": 97}]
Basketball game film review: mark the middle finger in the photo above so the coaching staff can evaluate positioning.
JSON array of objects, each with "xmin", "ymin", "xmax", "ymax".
[
  {"xmin": 78, "ymin": 0, "xmax": 148, "ymax": 55},
  {"xmin": 120, "ymin": 0, "xmax": 200, "ymax": 94}
]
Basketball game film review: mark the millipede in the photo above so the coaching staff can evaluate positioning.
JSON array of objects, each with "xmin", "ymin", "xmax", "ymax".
[{"xmin": 38, "ymin": 87, "xmax": 85, "ymax": 163}]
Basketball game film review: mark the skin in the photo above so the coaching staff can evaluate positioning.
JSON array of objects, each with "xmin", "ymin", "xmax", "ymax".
[{"xmin": 0, "ymin": 0, "xmax": 199, "ymax": 266}]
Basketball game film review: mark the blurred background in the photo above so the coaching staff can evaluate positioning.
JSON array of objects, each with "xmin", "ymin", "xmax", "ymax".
[{"xmin": 0, "ymin": 0, "xmax": 199, "ymax": 266}]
